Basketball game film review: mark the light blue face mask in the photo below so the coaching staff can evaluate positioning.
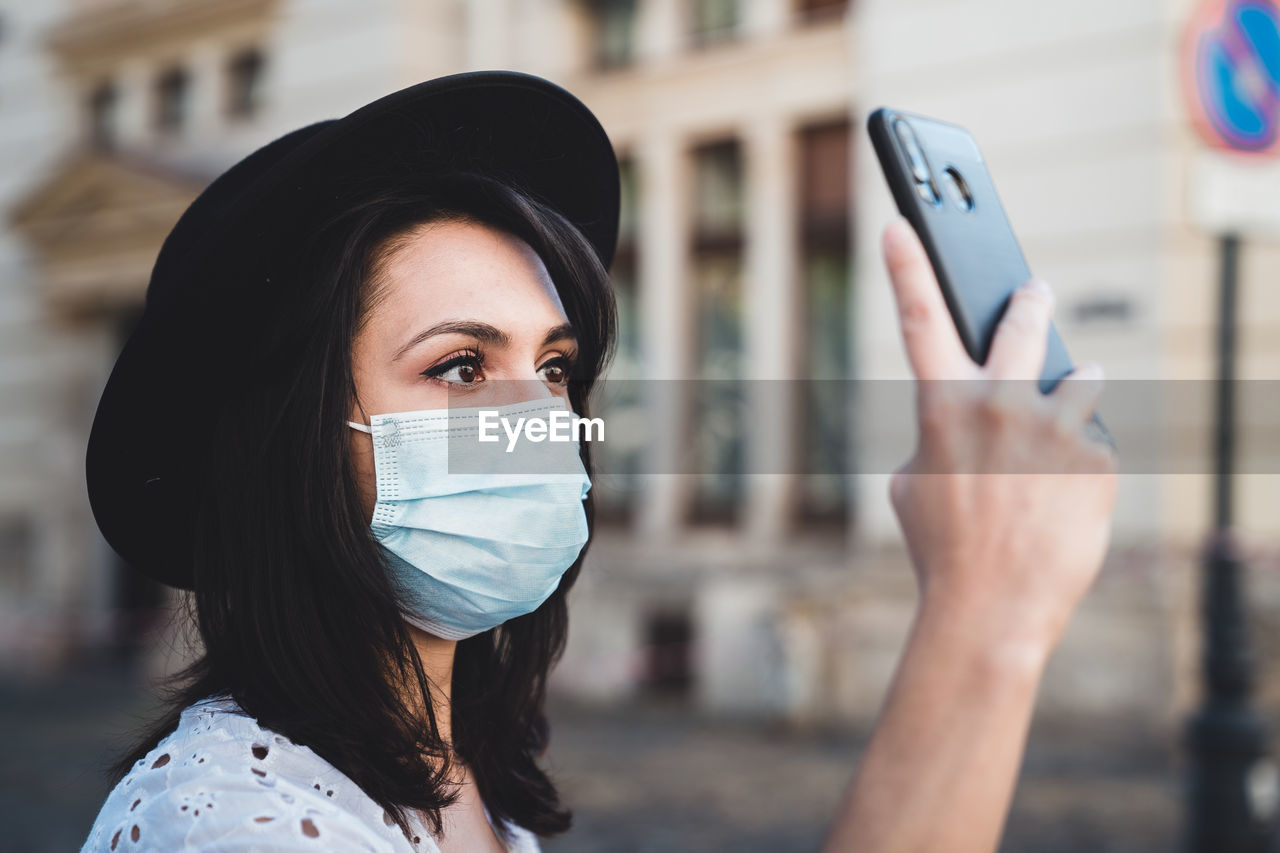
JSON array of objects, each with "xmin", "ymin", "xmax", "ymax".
[{"xmin": 348, "ymin": 397, "xmax": 591, "ymax": 640}]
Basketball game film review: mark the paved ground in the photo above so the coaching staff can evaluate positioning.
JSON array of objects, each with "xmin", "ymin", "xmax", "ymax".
[
  {"xmin": 1, "ymin": 656, "xmax": 164, "ymax": 852},
  {"xmin": 3, "ymin": 657, "xmax": 1181, "ymax": 852},
  {"xmin": 542, "ymin": 698, "xmax": 1181, "ymax": 853}
]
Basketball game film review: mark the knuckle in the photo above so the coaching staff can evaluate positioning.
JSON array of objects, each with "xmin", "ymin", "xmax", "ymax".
[
  {"xmin": 1001, "ymin": 306, "xmax": 1043, "ymax": 338},
  {"xmin": 898, "ymin": 296, "xmax": 932, "ymax": 333},
  {"xmin": 978, "ymin": 384, "xmax": 1023, "ymax": 428},
  {"xmin": 976, "ymin": 397, "xmax": 1003, "ymax": 428},
  {"xmin": 918, "ymin": 388, "xmax": 956, "ymax": 435}
]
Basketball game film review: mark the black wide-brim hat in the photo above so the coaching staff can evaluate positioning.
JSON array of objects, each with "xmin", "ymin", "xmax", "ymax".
[{"xmin": 86, "ymin": 70, "xmax": 620, "ymax": 589}]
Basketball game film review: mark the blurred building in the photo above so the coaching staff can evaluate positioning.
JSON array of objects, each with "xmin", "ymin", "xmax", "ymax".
[{"xmin": 2, "ymin": 0, "xmax": 1279, "ymax": 739}]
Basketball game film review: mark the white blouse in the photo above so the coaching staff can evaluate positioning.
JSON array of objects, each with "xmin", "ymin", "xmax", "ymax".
[{"xmin": 79, "ymin": 696, "xmax": 542, "ymax": 853}]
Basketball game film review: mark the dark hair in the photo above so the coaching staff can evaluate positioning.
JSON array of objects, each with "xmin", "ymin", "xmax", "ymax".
[{"xmin": 111, "ymin": 169, "xmax": 617, "ymax": 843}]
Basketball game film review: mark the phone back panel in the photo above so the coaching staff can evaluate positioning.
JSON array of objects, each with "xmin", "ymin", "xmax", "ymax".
[{"xmin": 868, "ymin": 108, "xmax": 1074, "ymax": 392}]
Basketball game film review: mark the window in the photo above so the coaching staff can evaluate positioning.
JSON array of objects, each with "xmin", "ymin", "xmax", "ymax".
[
  {"xmin": 0, "ymin": 516, "xmax": 33, "ymax": 598},
  {"xmin": 689, "ymin": 140, "xmax": 745, "ymax": 522},
  {"xmin": 797, "ymin": 119, "xmax": 853, "ymax": 524},
  {"xmin": 88, "ymin": 80, "xmax": 118, "ymax": 149},
  {"xmin": 692, "ymin": 139, "xmax": 745, "ymax": 236},
  {"xmin": 690, "ymin": 0, "xmax": 740, "ymax": 47},
  {"xmin": 641, "ymin": 609, "xmax": 694, "ymax": 697},
  {"xmin": 618, "ymin": 154, "xmax": 639, "ymax": 246},
  {"xmin": 226, "ymin": 48, "xmax": 265, "ymax": 119},
  {"xmin": 587, "ymin": 0, "xmax": 636, "ymax": 69},
  {"xmin": 153, "ymin": 66, "xmax": 190, "ymax": 134},
  {"xmin": 796, "ymin": 0, "xmax": 849, "ymax": 21},
  {"xmin": 594, "ymin": 157, "xmax": 644, "ymax": 523}
]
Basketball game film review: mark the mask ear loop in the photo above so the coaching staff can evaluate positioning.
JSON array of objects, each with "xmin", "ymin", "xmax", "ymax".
[{"xmin": 348, "ymin": 421, "xmax": 373, "ymax": 433}]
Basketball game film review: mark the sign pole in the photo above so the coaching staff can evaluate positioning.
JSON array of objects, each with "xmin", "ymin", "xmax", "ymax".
[{"xmin": 1184, "ymin": 232, "xmax": 1274, "ymax": 853}]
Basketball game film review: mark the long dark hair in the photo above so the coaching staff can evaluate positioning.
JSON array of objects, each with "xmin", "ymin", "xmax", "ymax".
[{"xmin": 111, "ymin": 169, "xmax": 617, "ymax": 842}]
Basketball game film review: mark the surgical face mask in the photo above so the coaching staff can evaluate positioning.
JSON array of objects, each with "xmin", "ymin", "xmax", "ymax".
[{"xmin": 348, "ymin": 397, "xmax": 591, "ymax": 640}]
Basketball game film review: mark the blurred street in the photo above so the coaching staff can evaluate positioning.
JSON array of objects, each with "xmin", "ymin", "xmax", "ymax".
[
  {"xmin": 544, "ymin": 699, "xmax": 1181, "ymax": 853},
  {"xmin": 3, "ymin": 659, "xmax": 1179, "ymax": 853}
]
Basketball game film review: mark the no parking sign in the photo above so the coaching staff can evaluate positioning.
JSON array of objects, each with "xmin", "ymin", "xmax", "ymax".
[{"xmin": 1185, "ymin": 0, "xmax": 1280, "ymax": 153}]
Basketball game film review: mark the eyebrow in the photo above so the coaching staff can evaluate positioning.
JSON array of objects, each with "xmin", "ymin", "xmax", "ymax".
[
  {"xmin": 391, "ymin": 320, "xmax": 577, "ymax": 362},
  {"xmin": 540, "ymin": 323, "xmax": 577, "ymax": 349}
]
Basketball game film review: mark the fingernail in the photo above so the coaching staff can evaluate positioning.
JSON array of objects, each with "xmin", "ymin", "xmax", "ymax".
[
  {"xmin": 1075, "ymin": 361, "xmax": 1104, "ymax": 380},
  {"xmin": 1023, "ymin": 278, "xmax": 1054, "ymax": 299},
  {"xmin": 884, "ymin": 217, "xmax": 910, "ymax": 246}
]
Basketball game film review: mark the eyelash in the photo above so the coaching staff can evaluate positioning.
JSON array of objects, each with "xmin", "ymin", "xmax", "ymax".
[
  {"xmin": 537, "ymin": 354, "xmax": 576, "ymax": 385},
  {"xmin": 421, "ymin": 349, "xmax": 484, "ymax": 387},
  {"xmin": 419, "ymin": 349, "xmax": 577, "ymax": 387}
]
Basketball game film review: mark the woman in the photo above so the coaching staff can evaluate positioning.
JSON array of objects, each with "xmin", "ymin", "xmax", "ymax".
[{"xmin": 80, "ymin": 71, "xmax": 1116, "ymax": 852}]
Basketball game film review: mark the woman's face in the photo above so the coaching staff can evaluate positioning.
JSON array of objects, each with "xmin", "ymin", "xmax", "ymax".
[{"xmin": 349, "ymin": 218, "xmax": 578, "ymax": 521}]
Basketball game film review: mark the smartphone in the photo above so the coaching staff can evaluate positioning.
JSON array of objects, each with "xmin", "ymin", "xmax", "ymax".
[{"xmin": 868, "ymin": 107, "xmax": 1114, "ymax": 449}]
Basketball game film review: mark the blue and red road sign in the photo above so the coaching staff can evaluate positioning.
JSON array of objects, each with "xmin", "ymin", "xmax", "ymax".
[{"xmin": 1185, "ymin": 0, "xmax": 1280, "ymax": 153}]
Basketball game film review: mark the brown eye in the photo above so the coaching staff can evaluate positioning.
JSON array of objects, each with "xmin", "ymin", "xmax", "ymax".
[
  {"xmin": 538, "ymin": 356, "xmax": 574, "ymax": 386},
  {"xmin": 422, "ymin": 351, "xmax": 485, "ymax": 385}
]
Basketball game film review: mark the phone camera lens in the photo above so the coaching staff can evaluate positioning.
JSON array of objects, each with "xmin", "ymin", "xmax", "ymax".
[
  {"xmin": 915, "ymin": 179, "xmax": 941, "ymax": 205},
  {"xmin": 941, "ymin": 166, "xmax": 975, "ymax": 212},
  {"xmin": 893, "ymin": 119, "xmax": 931, "ymax": 184}
]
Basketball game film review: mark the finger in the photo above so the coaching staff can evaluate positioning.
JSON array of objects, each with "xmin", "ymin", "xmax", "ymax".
[
  {"xmin": 1047, "ymin": 361, "xmax": 1105, "ymax": 429},
  {"xmin": 882, "ymin": 219, "xmax": 973, "ymax": 381},
  {"xmin": 985, "ymin": 278, "xmax": 1055, "ymax": 381}
]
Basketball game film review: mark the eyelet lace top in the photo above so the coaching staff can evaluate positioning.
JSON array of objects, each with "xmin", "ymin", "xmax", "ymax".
[{"xmin": 79, "ymin": 695, "xmax": 541, "ymax": 852}]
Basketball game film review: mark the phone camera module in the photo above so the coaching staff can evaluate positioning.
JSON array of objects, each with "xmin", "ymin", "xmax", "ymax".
[
  {"xmin": 893, "ymin": 118, "xmax": 942, "ymax": 207},
  {"xmin": 941, "ymin": 166, "xmax": 975, "ymax": 212},
  {"xmin": 892, "ymin": 119, "xmax": 931, "ymax": 184}
]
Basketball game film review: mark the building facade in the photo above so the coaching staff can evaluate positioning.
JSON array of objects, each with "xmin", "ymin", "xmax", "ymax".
[{"xmin": 2, "ymin": 0, "xmax": 1279, "ymax": 736}]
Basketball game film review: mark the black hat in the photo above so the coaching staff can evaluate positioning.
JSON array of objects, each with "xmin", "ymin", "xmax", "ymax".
[{"xmin": 85, "ymin": 70, "xmax": 620, "ymax": 589}]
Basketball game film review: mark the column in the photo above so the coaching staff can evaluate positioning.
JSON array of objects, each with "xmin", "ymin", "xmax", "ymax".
[
  {"xmin": 636, "ymin": 0, "xmax": 682, "ymax": 64},
  {"xmin": 743, "ymin": 113, "xmax": 800, "ymax": 540},
  {"xmin": 636, "ymin": 129, "xmax": 693, "ymax": 536},
  {"xmin": 188, "ymin": 40, "xmax": 225, "ymax": 142},
  {"xmin": 465, "ymin": 0, "xmax": 510, "ymax": 71},
  {"xmin": 115, "ymin": 58, "xmax": 153, "ymax": 150},
  {"xmin": 741, "ymin": 0, "xmax": 790, "ymax": 40}
]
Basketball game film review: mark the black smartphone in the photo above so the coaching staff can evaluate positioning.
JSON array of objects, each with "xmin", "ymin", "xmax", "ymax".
[{"xmin": 868, "ymin": 107, "xmax": 1114, "ymax": 449}]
